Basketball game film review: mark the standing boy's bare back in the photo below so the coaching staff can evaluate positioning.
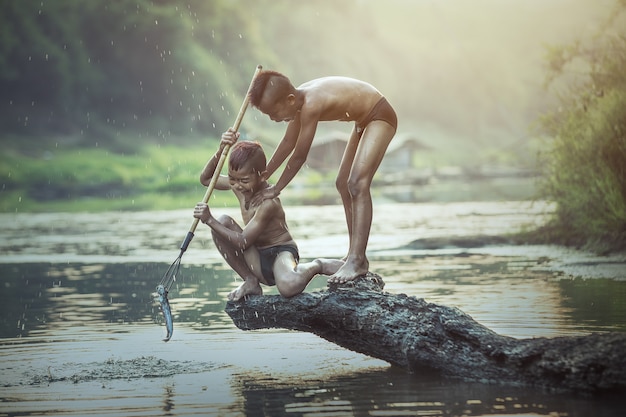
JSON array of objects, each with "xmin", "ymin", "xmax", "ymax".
[
  {"xmin": 249, "ymin": 71, "xmax": 397, "ymax": 284},
  {"xmin": 296, "ymin": 77, "xmax": 384, "ymax": 122}
]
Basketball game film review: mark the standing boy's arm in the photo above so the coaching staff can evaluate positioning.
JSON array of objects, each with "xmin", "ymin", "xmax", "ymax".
[
  {"xmin": 265, "ymin": 118, "xmax": 300, "ymax": 177},
  {"xmin": 272, "ymin": 116, "xmax": 318, "ymax": 194},
  {"xmin": 250, "ymin": 117, "xmax": 317, "ymax": 207},
  {"xmin": 250, "ymin": 119, "xmax": 317, "ymax": 205}
]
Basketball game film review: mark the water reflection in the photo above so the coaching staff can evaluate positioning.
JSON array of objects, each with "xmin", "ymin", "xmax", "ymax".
[
  {"xmin": 558, "ymin": 278, "xmax": 626, "ymax": 333},
  {"xmin": 163, "ymin": 384, "xmax": 175, "ymax": 414},
  {"xmin": 0, "ymin": 262, "xmax": 239, "ymax": 338},
  {"xmin": 372, "ymin": 253, "xmax": 626, "ymax": 338},
  {"xmin": 1, "ymin": 258, "xmax": 625, "ymax": 340},
  {"xmin": 1, "ymin": 204, "xmax": 625, "ymax": 416},
  {"xmin": 237, "ymin": 367, "xmax": 625, "ymax": 417}
]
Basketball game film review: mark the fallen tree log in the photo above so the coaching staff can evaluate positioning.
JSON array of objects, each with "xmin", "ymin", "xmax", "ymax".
[{"xmin": 225, "ymin": 273, "xmax": 626, "ymax": 393}]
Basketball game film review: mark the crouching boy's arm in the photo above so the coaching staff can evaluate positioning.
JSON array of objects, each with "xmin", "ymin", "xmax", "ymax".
[
  {"xmin": 200, "ymin": 129, "xmax": 239, "ymax": 189},
  {"xmin": 193, "ymin": 200, "xmax": 273, "ymax": 252}
]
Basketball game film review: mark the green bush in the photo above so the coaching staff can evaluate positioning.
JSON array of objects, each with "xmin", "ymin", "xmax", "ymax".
[{"xmin": 537, "ymin": 3, "xmax": 626, "ymax": 252}]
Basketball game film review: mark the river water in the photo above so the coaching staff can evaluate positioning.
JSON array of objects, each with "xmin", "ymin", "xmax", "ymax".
[{"xmin": 1, "ymin": 201, "xmax": 625, "ymax": 416}]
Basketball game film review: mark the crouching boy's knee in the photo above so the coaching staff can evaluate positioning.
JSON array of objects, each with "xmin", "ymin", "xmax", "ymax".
[
  {"xmin": 276, "ymin": 281, "xmax": 302, "ymax": 299},
  {"xmin": 216, "ymin": 214, "xmax": 235, "ymax": 225}
]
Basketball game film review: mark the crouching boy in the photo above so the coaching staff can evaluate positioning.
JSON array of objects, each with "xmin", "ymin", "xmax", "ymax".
[{"xmin": 193, "ymin": 128, "xmax": 342, "ymax": 301}]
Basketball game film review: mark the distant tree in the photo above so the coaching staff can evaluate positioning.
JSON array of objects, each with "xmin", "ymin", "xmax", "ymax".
[
  {"xmin": 0, "ymin": 0, "xmax": 271, "ymax": 146},
  {"xmin": 538, "ymin": 0, "xmax": 626, "ymax": 252},
  {"xmin": 0, "ymin": 2, "xmax": 96, "ymax": 134}
]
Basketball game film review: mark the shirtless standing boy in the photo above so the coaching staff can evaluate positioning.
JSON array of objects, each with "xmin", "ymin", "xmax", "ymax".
[
  {"xmin": 193, "ymin": 129, "xmax": 342, "ymax": 301},
  {"xmin": 248, "ymin": 70, "xmax": 398, "ymax": 283}
]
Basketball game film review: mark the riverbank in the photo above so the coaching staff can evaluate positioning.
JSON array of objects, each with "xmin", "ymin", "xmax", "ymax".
[
  {"xmin": 0, "ymin": 201, "xmax": 623, "ymax": 279},
  {"xmin": 396, "ymin": 234, "xmax": 626, "ymax": 281},
  {"xmin": 0, "ymin": 142, "xmax": 234, "ymax": 213},
  {"xmin": 1, "ymin": 141, "xmax": 541, "ymax": 213}
]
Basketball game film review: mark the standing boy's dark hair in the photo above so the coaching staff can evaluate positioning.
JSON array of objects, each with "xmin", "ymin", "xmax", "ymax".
[
  {"xmin": 229, "ymin": 141, "xmax": 266, "ymax": 175},
  {"xmin": 249, "ymin": 70, "xmax": 294, "ymax": 108}
]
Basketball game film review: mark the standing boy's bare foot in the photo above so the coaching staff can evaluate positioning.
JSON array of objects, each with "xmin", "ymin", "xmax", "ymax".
[
  {"xmin": 228, "ymin": 279, "xmax": 263, "ymax": 301},
  {"xmin": 327, "ymin": 256, "xmax": 368, "ymax": 284},
  {"xmin": 314, "ymin": 258, "xmax": 345, "ymax": 275}
]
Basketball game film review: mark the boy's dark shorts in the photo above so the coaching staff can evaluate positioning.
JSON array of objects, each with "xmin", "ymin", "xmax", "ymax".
[
  {"xmin": 356, "ymin": 96, "xmax": 398, "ymax": 137},
  {"xmin": 258, "ymin": 244, "xmax": 299, "ymax": 285}
]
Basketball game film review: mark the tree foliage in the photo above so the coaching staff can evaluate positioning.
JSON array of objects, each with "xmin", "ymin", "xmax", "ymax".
[
  {"xmin": 538, "ymin": 1, "xmax": 626, "ymax": 251},
  {"xmin": 0, "ymin": 0, "xmax": 272, "ymax": 146},
  {"xmin": 1, "ymin": 0, "xmax": 609, "ymax": 163}
]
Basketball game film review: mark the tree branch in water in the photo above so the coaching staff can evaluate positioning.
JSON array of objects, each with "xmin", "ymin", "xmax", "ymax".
[{"xmin": 225, "ymin": 273, "xmax": 626, "ymax": 393}]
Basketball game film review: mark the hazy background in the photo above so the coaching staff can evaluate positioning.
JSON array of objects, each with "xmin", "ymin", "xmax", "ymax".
[
  {"xmin": 1, "ymin": 0, "xmax": 614, "ymax": 162},
  {"xmin": 1, "ymin": 0, "xmax": 621, "ymax": 214},
  {"xmin": 251, "ymin": 0, "xmax": 615, "ymax": 168}
]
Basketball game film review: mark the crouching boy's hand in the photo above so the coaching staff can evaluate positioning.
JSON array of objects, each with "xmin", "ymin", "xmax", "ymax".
[
  {"xmin": 220, "ymin": 128, "xmax": 240, "ymax": 151},
  {"xmin": 193, "ymin": 202, "xmax": 212, "ymax": 224}
]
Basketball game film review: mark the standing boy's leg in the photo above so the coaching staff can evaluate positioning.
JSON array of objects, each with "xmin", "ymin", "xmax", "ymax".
[
  {"xmin": 329, "ymin": 120, "xmax": 396, "ymax": 283},
  {"xmin": 335, "ymin": 126, "xmax": 360, "ymax": 253},
  {"xmin": 211, "ymin": 214, "xmax": 265, "ymax": 300}
]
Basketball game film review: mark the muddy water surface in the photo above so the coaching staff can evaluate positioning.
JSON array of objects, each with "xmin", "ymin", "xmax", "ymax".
[{"xmin": 1, "ymin": 202, "xmax": 625, "ymax": 416}]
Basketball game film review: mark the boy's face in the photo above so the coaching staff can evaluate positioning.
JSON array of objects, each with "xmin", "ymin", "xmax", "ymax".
[
  {"xmin": 228, "ymin": 162, "xmax": 265, "ymax": 198},
  {"xmin": 258, "ymin": 93, "xmax": 297, "ymax": 123}
]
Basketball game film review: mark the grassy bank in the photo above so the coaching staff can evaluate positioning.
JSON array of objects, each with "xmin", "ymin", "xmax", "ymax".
[
  {"xmin": 0, "ymin": 141, "xmax": 242, "ymax": 213},
  {"xmin": 0, "ymin": 140, "xmax": 338, "ymax": 213}
]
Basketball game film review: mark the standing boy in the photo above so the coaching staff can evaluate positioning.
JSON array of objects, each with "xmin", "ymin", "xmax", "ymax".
[
  {"xmin": 193, "ymin": 129, "xmax": 342, "ymax": 301},
  {"xmin": 247, "ymin": 70, "xmax": 397, "ymax": 283}
]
